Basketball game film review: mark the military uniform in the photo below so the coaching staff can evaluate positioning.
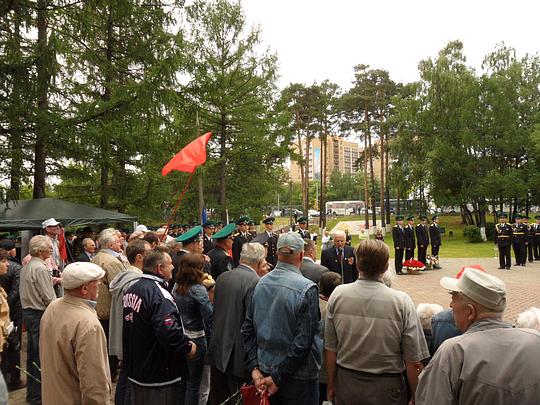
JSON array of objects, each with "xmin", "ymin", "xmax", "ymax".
[
  {"xmin": 296, "ymin": 216, "xmax": 311, "ymax": 240},
  {"xmin": 429, "ymin": 217, "xmax": 442, "ymax": 269},
  {"xmin": 208, "ymin": 223, "xmax": 236, "ymax": 280},
  {"xmin": 495, "ymin": 216, "xmax": 512, "ymax": 269},
  {"xmin": 260, "ymin": 217, "xmax": 278, "ymax": 269},
  {"xmin": 392, "ymin": 216, "xmax": 405, "ymax": 275},
  {"xmin": 404, "ymin": 216, "xmax": 416, "ymax": 261},
  {"xmin": 524, "ymin": 218, "xmax": 535, "ymax": 263},
  {"xmin": 512, "ymin": 216, "xmax": 528, "ymax": 266},
  {"xmin": 415, "ymin": 217, "xmax": 429, "ymax": 265},
  {"xmin": 231, "ymin": 217, "xmax": 253, "ymax": 267},
  {"xmin": 203, "ymin": 234, "xmax": 214, "ymax": 255},
  {"xmin": 534, "ymin": 216, "xmax": 540, "ymax": 260}
]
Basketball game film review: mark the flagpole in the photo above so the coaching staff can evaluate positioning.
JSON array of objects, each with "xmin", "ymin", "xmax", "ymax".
[{"xmin": 162, "ymin": 170, "xmax": 196, "ymax": 241}]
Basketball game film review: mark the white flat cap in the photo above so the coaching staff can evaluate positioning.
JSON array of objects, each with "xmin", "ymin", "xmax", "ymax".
[
  {"xmin": 440, "ymin": 268, "xmax": 506, "ymax": 311},
  {"xmin": 62, "ymin": 262, "xmax": 105, "ymax": 290},
  {"xmin": 135, "ymin": 224, "xmax": 149, "ymax": 233},
  {"xmin": 42, "ymin": 218, "xmax": 60, "ymax": 228}
]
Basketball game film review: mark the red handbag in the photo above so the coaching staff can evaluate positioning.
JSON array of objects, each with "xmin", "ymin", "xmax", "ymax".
[{"xmin": 240, "ymin": 384, "xmax": 270, "ymax": 405}]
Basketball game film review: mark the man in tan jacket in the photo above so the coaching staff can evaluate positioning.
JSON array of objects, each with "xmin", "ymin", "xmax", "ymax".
[
  {"xmin": 92, "ymin": 229, "xmax": 126, "ymax": 378},
  {"xmin": 40, "ymin": 261, "xmax": 112, "ymax": 404}
]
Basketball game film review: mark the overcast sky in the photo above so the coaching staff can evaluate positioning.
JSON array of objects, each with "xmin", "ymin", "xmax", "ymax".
[{"xmin": 241, "ymin": 0, "xmax": 540, "ymax": 90}]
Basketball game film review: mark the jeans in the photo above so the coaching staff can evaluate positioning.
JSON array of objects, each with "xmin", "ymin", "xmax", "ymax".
[
  {"xmin": 185, "ymin": 336, "xmax": 207, "ymax": 405},
  {"xmin": 268, "ymin": 378, "xmax": 318, "ymax": 405},
  {"xmin": 23, "ymin": 309, "xmax": 44, "ymax": 404}
]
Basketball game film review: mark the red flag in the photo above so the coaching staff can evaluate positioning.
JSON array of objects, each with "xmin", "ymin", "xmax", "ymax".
[{"xmin": 162, "ymin": 132, "xmax": 212, "ymax": 176}]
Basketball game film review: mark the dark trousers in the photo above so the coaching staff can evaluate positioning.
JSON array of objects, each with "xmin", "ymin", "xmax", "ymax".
[
  {"xmin": 394, "ymin": 248, "xmax": 404, "ymax": 274},
  {"xmin": 498, "ymin": 245, "xmax": 511, "ymax": 268},
  {"xmin": 431, "ymin": 245, "xmax": 440, "ymax": 257},
  {"xmin": 209, "ymin": 365, "xmax": 248, "ymax": 405},
  {"xmin": 404, "ymin": 248, "xmax": 414, "ymax": 261},
  {"xmin": 128, "ymin": 380, "xmax": 186, "ymax": 405},
  {"xmin": 534, "ymin": 238, "xmax": 540, "ymax": 259},
  {"xmin": 527, "ymin": 243, "xmax": 534, "ymax": 262},
  {"xmin": 23, "ymin": 308, "xmax": 44, "ymax": 404},
  {"xmin": 185, "ymin": 336, "xmax": 206, "ymax": 405},
  {"xmin": 335, "ymin": 366, "xmax": 406, "ymax": 405},
  {"xmin": 100, "ymin": 319, "xmax": 119, "ymax": 379},
  {"xmin": 513, "ymin": 242, "xmax": 526, "ymax": 265},
  {"xmin": 417, "ymin": 246, "xmax": 427, "ymax": 265},
  {"xmin": 115, "ymin": 363, "xmax": 130, "ymax": 405},
  {"xmin": 1, "ymin": 316, "xmax": 22, "ymax": 389},
  {"xmin": 268, "ymin": 378, "xmax": 318, "ymax": 405}
]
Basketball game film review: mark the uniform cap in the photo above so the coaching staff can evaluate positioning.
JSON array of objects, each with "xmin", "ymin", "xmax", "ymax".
[
  {"xmin": 203, "ymin": 221, "xmax": 215, "ymax": 228},
  {"xmin": 406, "ymin": 216, "xmax": 414, "ymax": 221},
  {"xmin": 419, "ymin": 215, "xmax": 427, "ymax": 220},
  {"xmin": 440, "ymin": 268, "xmax": 506, "ymax": 311},
  {"xmin": 263, "ymin": 217, "xmax": 275, "ymax": 224},
  {"xmin": 0, "ymin": 239, "xmax": 15, "ymax": 251},
  {"xmin": 176, "ymin": 226, "xmax": 202, "ymax": 244},
  {"xmin": 277, "ymin": 231, "xmax": 306, "ymax": 254},
  {"xmin": 62, "ymin": 262, "xmax": 105, "ymax": 290},
  {"xmin": 236, "ymin": 216, "xmax": 250, "ymax": 225},
  {"xmin": 297, "ymin": 216, "xmax": 308, "ymax": 223},
  {"xmin": 42, "ymin": 218, "xmax": 60, "ymax": 228},
  {"xmin": 499, "ymin": 212, "xmax": 508, "ymax": 218},
  {"xmin": 212, "ymin": 223, "xmax": 236, "ymax": 239},
  {"xmin": 431, "ymin": 215, "xmax": 439, "ymax": 221},
  {"xmin": 395, "ymin": 215, "xmax": 404, "ymax": 221}
]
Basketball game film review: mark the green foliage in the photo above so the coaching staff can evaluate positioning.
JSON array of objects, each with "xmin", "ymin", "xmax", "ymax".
[
  {"xmin": 485, "ymin": 223, "xmax": 496, "ymax": 242},
  {"xmin": 463, "ymin": 225, "xmax": 483, "ymax": 243}
]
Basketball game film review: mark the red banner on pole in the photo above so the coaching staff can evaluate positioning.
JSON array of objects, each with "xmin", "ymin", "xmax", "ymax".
[{"xmin": 161, "ymin": 132, "xmax": 212, "ymax": 176}]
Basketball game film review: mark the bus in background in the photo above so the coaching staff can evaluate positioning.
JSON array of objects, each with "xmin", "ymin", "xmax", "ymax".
[{"xmin": 325, "ymin": 200, "xmax": 365, "ymax": 216}]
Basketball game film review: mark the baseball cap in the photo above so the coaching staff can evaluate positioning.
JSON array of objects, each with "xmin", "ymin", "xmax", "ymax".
[
  {"xmin": 42, "ymin": 218, "xmax": 60, "ymax": 228},
  {"xmin": 440, "ymin": 268, "xmax": 506, "ymax": 311},
  {"xmin": 277, "ymin": 231, "xmax": 306, "ymax": 254}
]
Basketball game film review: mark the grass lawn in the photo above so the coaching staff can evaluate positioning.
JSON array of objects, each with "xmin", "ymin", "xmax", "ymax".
[{"xmin": 274, "ymin": 214, "xmax": 496, "ymax": 259}]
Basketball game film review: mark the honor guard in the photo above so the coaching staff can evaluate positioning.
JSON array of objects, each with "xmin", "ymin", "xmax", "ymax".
[
  {"xmin": 297, "ymin": 216, "xmax": 311, "ymax": 240},
  {"xmin": 429, "ymin": 215, "xmax": 442, "ymax": 269},
  {"xmin": 202, "ymin": 221, "xmax": 215, "ymax": 254},
  {"xmin": 523, "ymin": 216, "xmax": 535, "ymax": 263},
  {"xmin": 534, "ymin": 215, "xmax": 540, "ymax": 260},
  {"xmin": 392, "ymin": 215, "xmax": 405, "ymax": 275},
  {"xmin": 208, "ymin": 223, "xmax": 235, "ymax": 280},
  {"xmin": 495, "ymin": 212, "xmax": 512, "ymax": 269},
  {"xmin": 404, "ymin": 216, "xmax": 416, "ymax": 260},
  {"xmin": 231, "ymin": 216, "xmax": 253, "ymax": 267},
  {"xmin": 248, "ymin": 220, "xmax": 258, "ymax": 238},
  {"xmin": 512, "ymin": 215, "xmax": 528, "ymax": 266},
  {"xmin": 262, "ymin": 217, "xmax": 278, "ymax": 269},
  {"xmin": 416, "ymin": 215, "xmax": 430, "ymax": 265}
]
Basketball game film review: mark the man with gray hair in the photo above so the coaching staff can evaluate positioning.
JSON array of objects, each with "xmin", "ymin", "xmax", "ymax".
[
  {"xmin": 416, "ymin": 269, "xmax": 540, "ymax": 404},
  {"xmin": 320, "ymin": 230, "xmax": 357, "ymax": 284},
  {"xmin": 208, "ymin": 243, "xmax": 268, "ymax": 405},
  {"xmin": 242, "ymin": 232, "xmax": 321, "ymax": 404},
  {"xmin": 75, "ymin": 238, "xmax": 96, "ymax": 262},
  {"xmin": 92, "ymin": 228, "xmax": 127, "ymax": 378},
  {"xmin": 300, "ymin": 239, "xmax": 328, "ymax": 284}
]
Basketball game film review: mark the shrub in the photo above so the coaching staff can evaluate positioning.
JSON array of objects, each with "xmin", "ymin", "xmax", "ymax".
[
  {"xmin": 463, "ymin": 225, "xmax": 483, "ymax": 243},
  {"xmin": 485, "ymin": 223, "xmax": 495, "ymax": 241}
]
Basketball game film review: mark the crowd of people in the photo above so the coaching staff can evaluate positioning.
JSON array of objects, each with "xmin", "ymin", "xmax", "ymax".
[{"xmin": 0, "ymin": 214, "xmax": 538, "ymax": 404}]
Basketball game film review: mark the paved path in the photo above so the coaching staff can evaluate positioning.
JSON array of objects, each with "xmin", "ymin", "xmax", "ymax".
[{"xmin": 9, "ymin": 258, "xmax": 540, "ymax": 403}]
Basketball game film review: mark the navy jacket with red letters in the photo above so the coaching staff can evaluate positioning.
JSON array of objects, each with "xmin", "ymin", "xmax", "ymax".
[{"xmin": 123, "ymin": 273, "xmax": 192, "ymax": 386}]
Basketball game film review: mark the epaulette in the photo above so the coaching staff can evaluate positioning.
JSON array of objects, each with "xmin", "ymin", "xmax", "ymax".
[
  {"xmin": 393, "ymin": 225, "xmax": 398, "ymax": 227},
  {"xmin": 233, "ymin": 232, "xmax": 240, "ymax": 237}
]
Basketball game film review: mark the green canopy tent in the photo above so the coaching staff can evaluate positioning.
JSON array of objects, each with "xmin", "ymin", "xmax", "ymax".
[{"xmin": 0, "ymin": 198, "xmax": 137, "ymax": 230}]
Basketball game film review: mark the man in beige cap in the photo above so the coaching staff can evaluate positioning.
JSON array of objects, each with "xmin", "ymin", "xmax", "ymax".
[
  {"xmin": 40, "ymin": 262, "xmax": 112, "ymax": 405},
  {"xmin": 416, "ymin": 268, "xmax": 540, "ymax": 404}
]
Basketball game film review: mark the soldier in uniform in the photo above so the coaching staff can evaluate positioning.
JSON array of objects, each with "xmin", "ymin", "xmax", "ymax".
[
  {"xmin": 296, "ymin": 216, "xmax": 311, "ymax": 240},
  {"xmin": 231, "ymin": 216, "xmax": 252, "ymax": 267},
  {"xmin": 202, "ymin": 221, "xmax": 215, "ymax": 254},
  {"xmin": 523, "ymin": 216, "xmax": 535, "ymax": 263},
  {"xmin": 261, "ymin": 217, "xmax": 278, "ymax": 269},
  {"xmin": 495, "ymin": 212, "xmax": 512, "ymax": 270},
  {"xmin": 248, "ymin": 221, "xmax": 257, "ymax": 238},
  {"xmin": 208, "ymin": 223, "xmax": 235, "ymax": 280},
  {"xmin": 404, "ymin": 215, "xmax": 416, "ymax": 260},
  {"xmin": 534, "ymin": 215, "xmax": 540, "ymax": 261},
  {"xmin": 214, "ymin": 221, "xmax": 223, "ymax": 234},
  {"xmin": 392, "ymin": 215, "xmax": 405, "ymax": 275},
  {"xmin": 512, "ymin": 214, "xmax": 527, "ymax": 266},
  {"xmin": 429, "ymin": 215, "xmax": 442, "ymax": 269},
  {"xmin": 415, "ymin": 215, "xmax": 430, "ymax": 266}
]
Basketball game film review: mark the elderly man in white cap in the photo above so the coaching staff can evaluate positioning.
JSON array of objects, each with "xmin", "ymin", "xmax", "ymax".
[
  {"xmin": 242, "ymin": 231, "xmax": 322, "ymax": 404},
  {"xmin": 416, "ymin": 268, "xmax": 540, "ymax": 404},
  {"xmin": 40, "ymin": 262, "xmax": 112, "ymax": 405}
]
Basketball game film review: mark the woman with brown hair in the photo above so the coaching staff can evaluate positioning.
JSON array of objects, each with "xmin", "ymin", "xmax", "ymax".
[{"xmin": 174, "ymin": 253, "xmax": 213, "ymax": 405}]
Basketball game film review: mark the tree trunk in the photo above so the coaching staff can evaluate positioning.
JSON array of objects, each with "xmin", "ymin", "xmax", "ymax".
[
  {"xmin": 320, "ymin": 133, "xmax": 327, "ymax": 228},
  {"xmin": 363, "ymin": 135, "xmax": 369, "ymax": 230},
  {"xmin": 365, "ymin": 111, "xmax": 377, "ymax": 228},
  {"xmin": 33, "ymin": 0, "xmax": 50, "ymax": 199},
  {"xmin": 303, "ymin": 136, "xmax": 311, "ymax": 215},
  {"xmin": 379, "ymin": 132, "xmax": 385, "ymax": 229},
  {"xmin": 219, "ymin": 112, "xmax": 227, "ymax": 221},
  {"xmin": 385, "ymin": 136, "xmax": 391, "ymax": 224}
]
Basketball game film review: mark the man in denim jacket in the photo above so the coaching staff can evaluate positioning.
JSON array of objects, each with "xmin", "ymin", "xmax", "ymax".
[{"xmin": 242, "ymin": 232, "xmax": 322, "ymax": 404}]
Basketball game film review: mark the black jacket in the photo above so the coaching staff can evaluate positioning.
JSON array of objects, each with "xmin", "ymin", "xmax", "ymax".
[
  {"xmin": 320, "ymin": 246, "xmax": 357, "ymax": 284},
  {"xmin": 429, "ymin": 224, "xmax": 442, "ymax": 247},
  {"xmin": 0, "ymin": 257, "xmax": 21, "ymax": 321},
  {"xmin": 404, "ymin": 225, "xmax": 416, "ymax": 249},
  {"xmin": 416, "ymin": 224, "xmax": 429, "ymax": 247},
  {"xmin": 495, "ymin": 223, "xmax": 512, "ymax": 247},
  {"xmin": 203, "ymin": 234, "xmax": 214, "ymax": 255},
  {"xmin": 392, "ymin": 225, "xmax": 405, "ymax": 249},
  {"xmin": 232, "ymin": 233, "xmax": 252, "ymax": 267},
  {"xmin": 123, "ymin": 274, "xmax": 192, "ymax": 386},
  {"xmin": 208, "ymin": 246, "xmax": 234, "ymax": 280}
]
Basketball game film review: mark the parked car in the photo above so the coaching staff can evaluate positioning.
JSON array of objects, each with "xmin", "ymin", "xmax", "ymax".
[
  {"xmin": 308, "ymin": 209, "xmax": 320, "ymax": 217},
  {"xmin": 360, "ymin": 208, "xmax": 373, "ymax": 215}
]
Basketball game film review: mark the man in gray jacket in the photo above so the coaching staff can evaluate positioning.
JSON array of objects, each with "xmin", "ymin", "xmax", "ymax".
[
  {"xmin": 416, "ymin": 268, "xmax": 540, "ymax": 404},
  {"xmin": 300, "ymin": 239, "xmax": 328, "ymax": 284}
]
